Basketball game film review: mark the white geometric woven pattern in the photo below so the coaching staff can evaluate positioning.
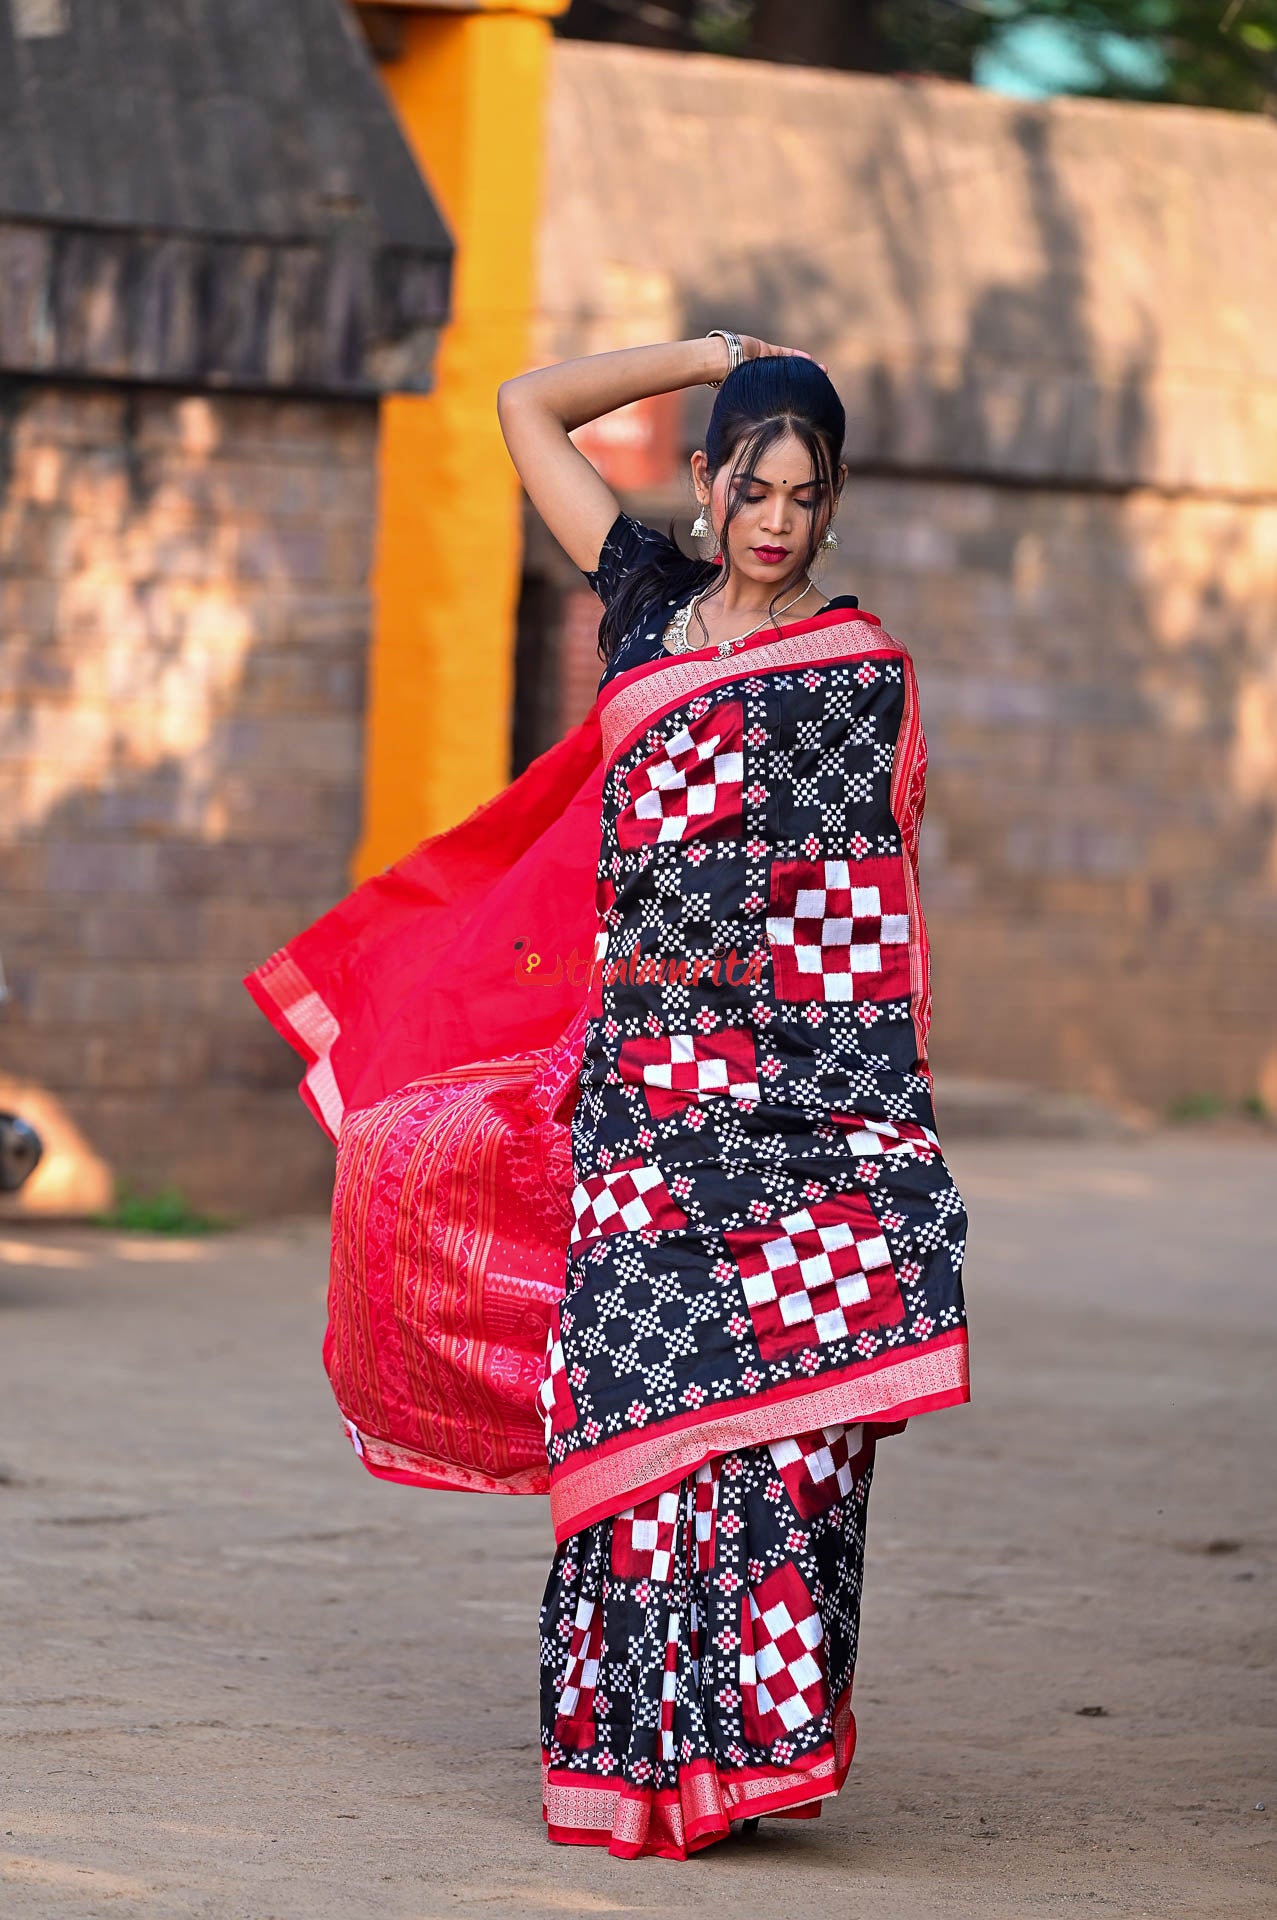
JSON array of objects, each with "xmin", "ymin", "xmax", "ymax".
[
  {"xmin": 569, "ymin": 1159, "xmax": 689, "ymax": 1249},
  {"xmin": 620, "ymin": 700, "xmax": 744, "ymax": 847},
  {"xmin": 767, "ymin": 855, "xmax": 910, "ymax": 1003},
  {"xmin": 726, "ymin": 1193, "xmax": 898, "ymax": 1359},
  {"xmin": 554, "ymin": 1595, "xmax": 603, "ymax": 1750},
  {"xmin": 740, "ymin": 1564, "xmax": 828, "ymax": 1741},
  {"xmin": 611, "ymin": 1488, "xmax": 680, "ymax": 1582},
  {"xmin": 768, "ymin": 1424, "xmax": 865, "ymax": 1518}
]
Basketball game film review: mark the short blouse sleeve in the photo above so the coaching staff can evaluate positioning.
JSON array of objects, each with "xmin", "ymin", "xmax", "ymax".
[{"xmin": 583, "ymin": 512, "xmax": 679, "ymax": 614}]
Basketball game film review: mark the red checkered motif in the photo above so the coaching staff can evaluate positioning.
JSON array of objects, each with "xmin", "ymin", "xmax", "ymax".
[
  {"xmin": 659, "ymin": 1607, "xmax": 681, "ymax": 1762},
  {"xmin": 766, "ymin": 854, "xmax": 910, "ymax": 1003},
  {"xmin": 833, "ymin": 1114, "xmax": 940, "ymax": 1162},
  {"xmin": 554, "ymin": 1595, "xmax": 603, "ymax": 1751},
  {"xmin": 618, "ymin": 699, "xmax": 744, "ymax": 847},
  {"xmin": 693, "ymin": 1460, "xmax": 719, "ymax": 1572},
  {"xmin": 537, "ymin": 1329, "xmax": 576, "ymax": 1439},
  {"xmin": 724, "ymin": 1192, "xmax": 903, "ymax": 1360},
  {"xmin": 768, "ymin": 1424, "xmax": 868, "ymax": 1519},
  {"xmin": 618, "ymin": 1028, "xmax": 760, "ymax": 1120},
  {"xmin": 569, "ymin": 1157, "xmax": 690, "ymax": 1249},
  {"xmin": 611, "ymin": 1487, "xmax": 680, "ymax": 1582},
  {"xmin": 739, "ymin": 1563, "xmax": 828, "ymax": 1743}
]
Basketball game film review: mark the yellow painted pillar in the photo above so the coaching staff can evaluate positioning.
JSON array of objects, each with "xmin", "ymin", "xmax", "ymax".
[{"xmin": 355, "ymin": 0, "xmax": 567, "ymax": 879}]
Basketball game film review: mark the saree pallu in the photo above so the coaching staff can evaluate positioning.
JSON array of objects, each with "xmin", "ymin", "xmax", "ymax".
[{"xmin": 541, "ymin": 611, "xmax": 968, "ymax": 1540}]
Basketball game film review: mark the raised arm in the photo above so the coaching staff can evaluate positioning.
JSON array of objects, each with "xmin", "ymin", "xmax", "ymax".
[{"xmin": 496, "ymin": 338, "xmax": 734, "ymax": 572}]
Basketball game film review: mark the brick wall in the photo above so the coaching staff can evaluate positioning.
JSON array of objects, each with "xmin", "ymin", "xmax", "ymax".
[
  {"xmin": 532, "ymin": 47, "xmax": 1277, "ymax": 1117},
  {"xmin": 0, "ymin": 383, "xmax": 377, "ymax": 1215},
  {"xmin": 838, "ymin": 476, "xmax": 1277, "ymax": 1110}
]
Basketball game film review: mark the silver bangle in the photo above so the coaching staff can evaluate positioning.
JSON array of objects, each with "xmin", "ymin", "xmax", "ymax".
[{"xmin": 705, "ymin": 329, "xmax": 744, "ymax": 388}]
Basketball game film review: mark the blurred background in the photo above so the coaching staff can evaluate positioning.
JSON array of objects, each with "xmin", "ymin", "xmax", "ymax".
[{"xmin": 1, "ymin": 0, "xmax": 1274, "ymax": 1219}]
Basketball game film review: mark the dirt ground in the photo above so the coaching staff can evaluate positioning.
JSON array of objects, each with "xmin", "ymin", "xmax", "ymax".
[{"xmin": 1, "ymin": 1134, "xmax": 1273, "ymax": 1920}]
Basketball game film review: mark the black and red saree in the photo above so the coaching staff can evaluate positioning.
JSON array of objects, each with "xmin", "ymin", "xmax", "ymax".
[{"xmin": 246, "ymin": 599, "xmax": 970, "ymax": 1858}]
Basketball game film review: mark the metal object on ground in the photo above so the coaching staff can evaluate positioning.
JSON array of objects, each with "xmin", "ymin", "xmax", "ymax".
[{"xmin": 0, "ymin": 1115, "xmax": 43, "ymax": 1193}]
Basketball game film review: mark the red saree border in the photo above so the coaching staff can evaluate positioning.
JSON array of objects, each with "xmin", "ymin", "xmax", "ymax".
[
  {"xmin": 888, "ymin": 652, "xmax": 933, "ymax": 1076},
  {"xmin": 599, "ymin": 616, "xmax": 903, "ymax": 769},
  {"xmin": 605, "ymin": 604, "xmax": 882, "ymax": 701},
  {"xmin": 888, "ymin": 654, "xmax": 922, "ymax": 856},
  {"xmin": 542, "ymin": 1685, "xmax": 856, "ymax": 1858},
  {"xmin": 244, "ymin": 949, "xmax": 342, "ymax": 1139},
  {"xmin": 548, "ymin": 1329, "xmax": 968, "ymax": 1541},
  {"xmin": 335, "ymin": 1416, "xmax": 548, "ymax": 1495}
]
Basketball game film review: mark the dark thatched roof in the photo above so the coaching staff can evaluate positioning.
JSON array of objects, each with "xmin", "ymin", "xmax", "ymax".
[{"xmin": 0, "ymin": 0, "xmax": 453, "ymax": 394}]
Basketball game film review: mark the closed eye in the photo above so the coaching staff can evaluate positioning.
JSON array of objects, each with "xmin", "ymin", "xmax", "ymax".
[{"xmin": 743, "ymin": 495, "xmax": 820, "ymax": 512}]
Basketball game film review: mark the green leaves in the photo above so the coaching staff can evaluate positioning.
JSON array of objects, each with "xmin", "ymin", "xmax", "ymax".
[{"xmin": 563, "ymin": 0, "xmax": 1277, "ymax": 112}]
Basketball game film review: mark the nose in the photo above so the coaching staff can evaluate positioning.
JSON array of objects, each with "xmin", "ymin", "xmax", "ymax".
[{"xmin": 759, "ymin": 490, "xmax": 792, "ymax": 536}]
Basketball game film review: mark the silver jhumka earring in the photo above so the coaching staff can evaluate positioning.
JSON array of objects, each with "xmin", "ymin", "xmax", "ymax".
[
  {"xmin": 691, "ymin": 505, "xmax": 719, "ymax": 557},
  {"xmin": 819, "ymin": 524, "xmax": 839, "ymax": 553}
]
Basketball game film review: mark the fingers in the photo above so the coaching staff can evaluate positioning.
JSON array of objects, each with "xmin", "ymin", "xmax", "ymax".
[{"xmin": 739, "ymin": 336, "xmax": 830, "ymax": 373}]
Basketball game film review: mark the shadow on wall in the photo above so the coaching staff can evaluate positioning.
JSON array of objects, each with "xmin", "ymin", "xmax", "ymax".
[
  {"xmin": 674, "ymin": 110, "xmax": 1277, "ymax": 1111},
  {"xmin": 0, "ymin": 381, "xmax": 377, "ymax": 1216}
]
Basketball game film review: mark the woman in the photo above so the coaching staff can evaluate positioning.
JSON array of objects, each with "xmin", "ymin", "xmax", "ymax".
[{"xmin": 246, "ymin": 331, "xmax": 969, "ymax": 1863}]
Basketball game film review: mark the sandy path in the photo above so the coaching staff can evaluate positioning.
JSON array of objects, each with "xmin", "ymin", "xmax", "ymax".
[{"xmin": 1, "ymin": 1135, "xmax": 1273, "ymax": 1919}]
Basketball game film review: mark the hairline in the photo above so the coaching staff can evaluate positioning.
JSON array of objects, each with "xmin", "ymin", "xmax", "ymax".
[{"xmin": 713, "ymin": 417, "xmax": 839, "ymax": 494}]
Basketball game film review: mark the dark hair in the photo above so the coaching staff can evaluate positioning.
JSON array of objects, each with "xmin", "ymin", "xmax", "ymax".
[{"xmin": 597, "ymin": 355, "xmax": 846, "ymax": 662}]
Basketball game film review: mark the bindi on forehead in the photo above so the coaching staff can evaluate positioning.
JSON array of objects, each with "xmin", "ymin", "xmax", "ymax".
[{"xmin": 742, "ymin": 469, "xmax": 818, "ymax": 490}]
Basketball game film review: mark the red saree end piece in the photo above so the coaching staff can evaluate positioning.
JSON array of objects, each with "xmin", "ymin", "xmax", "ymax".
[
  {"xmin": 242, "ymin": 704, "xmax": 605, "ymax": 1140},
  {"xmin": 324, "ymin": 1016, "xmax": 588, "ymax": 1498}
]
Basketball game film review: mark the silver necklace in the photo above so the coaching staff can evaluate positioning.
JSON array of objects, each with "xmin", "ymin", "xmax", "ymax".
[{"xmin": 661, "ymin": 578, "xmax": 818, "ymax": 658}]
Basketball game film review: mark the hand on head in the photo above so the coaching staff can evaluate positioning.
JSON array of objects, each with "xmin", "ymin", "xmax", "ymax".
[{"xmin": 739, "ymin": 336, "xmax": 828, "ymax": 372}]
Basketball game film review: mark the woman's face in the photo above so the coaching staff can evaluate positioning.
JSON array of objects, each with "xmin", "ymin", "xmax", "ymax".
[{"xmin": 692, "ymin": 429, "xmax": 838, "ymax": 591}]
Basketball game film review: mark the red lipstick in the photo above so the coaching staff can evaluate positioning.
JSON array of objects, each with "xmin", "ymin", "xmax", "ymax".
[{"xmin": 752, "ymin": 546, "xmax": 788, "ymax": 564}]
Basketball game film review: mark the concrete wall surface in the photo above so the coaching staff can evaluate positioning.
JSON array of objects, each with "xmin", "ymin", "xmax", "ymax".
[
  {"xmin": 534, "ymin": 46, "xmax": 1277, "ymax": 1112},
  {"xmin": 540, "ymin": 46, "xmax": 1276, "ymax": 495},
  {"xmin": 0, "ymin": 385, "xmax": 375, "ymax": 1216}
]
